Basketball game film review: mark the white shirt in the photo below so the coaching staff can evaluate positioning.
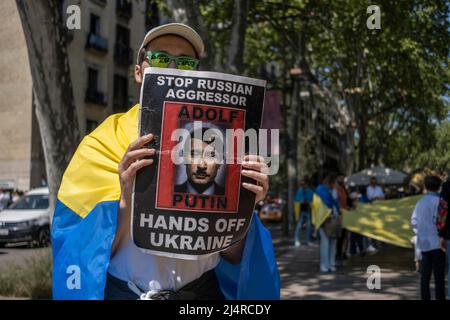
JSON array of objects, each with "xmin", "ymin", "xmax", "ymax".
[
  {"xmin": 366, "ymin": 185, "xmax": 385, "ymax": 201},
  {"xmin": 411, "ymin": 192, "xmax": 440, "ymax": 252},
  {"xmin": 108, "ymin": 239, "xmax": 220, "ymax": 292}
]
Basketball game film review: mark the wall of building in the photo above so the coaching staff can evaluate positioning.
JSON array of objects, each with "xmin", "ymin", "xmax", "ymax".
[
  {"xmin": 0, "ymin": 0, "xmax": 33, "ymax": 191},
  {"xmin": 65, "ymin": 0, "xmax": 151, "ymax": 136},
  {"xmin": 0, "ymin": 0, "xmax": 159, "ymax": 191}
]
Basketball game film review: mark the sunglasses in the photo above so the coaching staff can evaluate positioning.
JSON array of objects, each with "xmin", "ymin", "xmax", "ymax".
[{"xmin": 145, "ymin": 50, "xmax": 199, "ymax": 70}]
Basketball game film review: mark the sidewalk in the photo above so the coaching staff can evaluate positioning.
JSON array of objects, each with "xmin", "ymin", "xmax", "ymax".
[{"xmin": 268, "ymin": 223, "xmax": 421, "ymax": 300}]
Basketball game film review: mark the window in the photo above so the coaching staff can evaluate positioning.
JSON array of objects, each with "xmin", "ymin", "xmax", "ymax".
[
  {"xmin": 113, "ymin": 75, "xmax": 129, "ymax": 112},
  {"xmin": 116, "ymin": 25, "xmax": 130, "ymax": 47},
  {"xmin": 90, "ymin": 14, "xmax": 100, "ymax": 35},
  {"xmin": 116, "ymin": 0, "xmax": 133, "ymax": 20},
  {"xmin": 86, "ymin": 15, "xmax": 108, "ymax": 53},
  {"xmin": 86, "ymin": 119, "xmax": 99, "ymax": 134},
  {"xmin": 85, "ymin": 67, "xmax": 107, "ymax": 105},
  {"xmin": 87, "ymin": 68, "xmax": 99, "ymax": 91},
  {"xmin": 9, "ymin": 195, "xmax": 49, "ymax": 210},
  {"xmin": 114, "ymin": 25, "xmax": 132, "ymax": 65}
]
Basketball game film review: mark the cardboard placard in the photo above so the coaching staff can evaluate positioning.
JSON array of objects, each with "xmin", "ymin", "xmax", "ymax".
[{"xmin": 132, "ymin": 68, "xmax": 266, "ymax": 259}]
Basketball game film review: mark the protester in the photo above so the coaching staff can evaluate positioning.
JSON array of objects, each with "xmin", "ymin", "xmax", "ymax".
[
  {"xmin": 358, "ymin": 186, "xmax": 371, "ymax": 204},
  {"xmin": 315, "ymin": 173, "xmax": 340, "ymax": 272},
  {"xmin": 335, "ymin": 175, "xmax": 349, "ymax": 261},
  {"xmin": 0, "ymin": 189, "xmax": 11, "ymax": 210},
  {"xmin": 348, "ymin": 186, "xmax": 372, "ymax": 255},
  {"xmin": 293, "ymin": 177, "xmax": 314, "ymax": 247},
  {"xmin": 365, "ymin": 179, "xmax": 384, "ymax": 252},
  {"xmin": 51, "ymin": 23, "xmax": 279, "ymax": 300},
  {"xmin": 11, "ymin": 190, "xmax": 20, "ymax": 203},
  {"xmin": 366, "ymin": 177, "xmax": 385, "ymax": 201},
  {"xmin": 346, "ymin": 190, "xmax": 365, "ymax": 256},
  {"xmin": 411, "ymin": 175, "xmax": 445, "ymax": 300},
  {"xmin": 411, "ymin": 235, "xmax": 422, "ymax": 273},
  {"xmin": 437, "ymin": 179, "xmax": 450, "ymax": 298}
]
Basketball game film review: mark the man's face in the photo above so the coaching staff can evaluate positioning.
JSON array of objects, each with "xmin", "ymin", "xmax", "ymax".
[
  {"xmin": 370, "ymin": 178, "xmax": 377, "ymax": 186},
  {"xmin": 134, "ymin": 34, "xmax": 197, "ymax": 83},
  {"xmin": 186, "ymin": 138, "xmax": 220, "ymax": 187}
]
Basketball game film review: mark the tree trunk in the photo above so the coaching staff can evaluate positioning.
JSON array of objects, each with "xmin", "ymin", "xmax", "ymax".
[
  {"xmin": 16, "ymin": 0, "xmax": 79, "ymax": 215},
  {"xmin": 224, "ymin": 0, "xmax": 250, "ymax": 74},
  {"xmin": 281, "ymin": 94, "xmax": 290, "ymax": 237},
  {"xmin": 357, "ymin": 112, "xmax": 368, "ymax": 170}
]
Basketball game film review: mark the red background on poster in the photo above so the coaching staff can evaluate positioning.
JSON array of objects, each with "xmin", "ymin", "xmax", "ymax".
[{"xmin": 155, "ymin": 102, "xmax": 245, "ymax": 213}]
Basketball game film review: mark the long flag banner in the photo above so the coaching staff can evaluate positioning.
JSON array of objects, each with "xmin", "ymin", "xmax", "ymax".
[{"xmin": 343, "ymin": 195, "xmax": 420, "ymax": 248}]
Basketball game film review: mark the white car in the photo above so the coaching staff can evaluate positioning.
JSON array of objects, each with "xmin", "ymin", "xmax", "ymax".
[{"xmin": 0, "ymin": 187, "xmax": 50, "ymax": 247}]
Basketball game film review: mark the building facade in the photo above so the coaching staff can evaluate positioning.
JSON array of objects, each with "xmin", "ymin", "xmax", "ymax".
[
  {"xmin": 295, "ymin": 82, "xmax": 352, "ymax": 180},
  {"xmin": 63, "ymin": 0, "xmax": 161, "ymax": 135},
  {"xmin": 0, "ymin": 0, "xmax": 162, "ymax": 191},
  {"xmin": 0, "ymin": 0, "xmax": 33, "ymax": 191}
]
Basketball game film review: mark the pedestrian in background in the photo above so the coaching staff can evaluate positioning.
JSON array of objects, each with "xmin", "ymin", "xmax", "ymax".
[
  {"xmin": 0, "ymin": 189, "xmax": 10, "ymax": 210},
  {"xmin": 367, "ymin": 177, "xmax": 385, "ymax": 201},
  {"xmin": 336, "ymin": 175, "xmax": 349, "ymax": 262},
  {"xmin": 411, "ymin": 175, "xmax": 445, "ymax": 300},
  {"xmin": 437, "ymin": 179, "xmax": 450, "ymax": 298},
  {"xmin": 293, "ymin": 177, "xmax": 314, "ymax": 247},
  {"xmin": 11, "ymin": 190, "xmax": 20, "ymax": 203},
  {"xmin": 316, "ymin": 173, "xmax": 340, "ymax": 272},
  {"xmin": 366, "ymin": 177, "xmax": 384, "ymax": 252}
]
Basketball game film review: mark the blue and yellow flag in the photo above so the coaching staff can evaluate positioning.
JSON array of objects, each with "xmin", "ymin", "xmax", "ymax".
[
  {"xmin": 311, "ymin": 194, "xmax": 332, "ymax": 230},
  {"xmin": 342, "ymin": 196, "xmax": 419, "ymax": 248},
  {"xmin": 51, "ymin": 104, "xmax": 280, "ymax": 300}
]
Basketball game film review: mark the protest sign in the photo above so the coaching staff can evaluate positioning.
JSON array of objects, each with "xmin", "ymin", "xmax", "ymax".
[{"xmin": 132, "ymin": 67, "xmax": 266, "ymax": 259}]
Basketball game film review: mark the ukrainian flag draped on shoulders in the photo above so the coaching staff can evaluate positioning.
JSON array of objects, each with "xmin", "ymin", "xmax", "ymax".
[{"xmin": 52, "ymin": 104, "xmax": 280, "ymax": 300}]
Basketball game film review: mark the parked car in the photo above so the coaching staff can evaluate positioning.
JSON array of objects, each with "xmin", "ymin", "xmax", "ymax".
[
  {"xmin": 258, "ymin": 196, "xmax": 283, "ymax": 222},
  {"xmin": 0, "ymin": 187, "xmax": 50, "ymax": 247}
]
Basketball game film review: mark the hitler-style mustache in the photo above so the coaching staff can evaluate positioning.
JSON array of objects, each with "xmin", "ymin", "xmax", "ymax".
[{"xmin": 193, "ymin": 168, "xmax": 209, "ymax": 177}]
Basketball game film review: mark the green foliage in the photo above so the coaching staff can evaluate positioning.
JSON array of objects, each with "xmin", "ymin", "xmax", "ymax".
[
  {"xmin": 163, "ymin": 0, "xmax": 449, "ymax": 173},
  {"xmin": 411, "ymin": 119, "xmax": 450, "ymax": 173}
]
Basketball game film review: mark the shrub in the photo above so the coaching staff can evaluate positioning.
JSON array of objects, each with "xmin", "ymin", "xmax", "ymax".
[{"xmin": 0, "ymin": 248, "xmax": 52, "ymax": 299}]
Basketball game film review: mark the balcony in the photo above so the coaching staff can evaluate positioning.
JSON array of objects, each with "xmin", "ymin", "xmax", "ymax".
[
  {"xmin": 114, "ymin": 44, "xmax": 133, "ymax": 66},
  {"xmin": 116, "ymin": 0, "xmax": 132, "ymax": 20},
  {"xmin": 91, "ymin": 0, "xmax": 107, "ymax": 6},
  {"xmin": 85, "ymin": 88, "xmax": 107, "ymax": 106},
  {"xmin": 86, "ymin": 33, "xmax": 108, "ymax": 54}
]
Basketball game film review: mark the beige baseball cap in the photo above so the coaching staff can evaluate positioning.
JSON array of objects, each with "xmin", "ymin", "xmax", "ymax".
[{"xmin": 136, "ymin": 23, "xmax": 204, "ymax": 64}]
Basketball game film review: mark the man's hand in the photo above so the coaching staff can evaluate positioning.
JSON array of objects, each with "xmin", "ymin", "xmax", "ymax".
[
  {"xmin": 220, "ymin": 155, "xmax": 270, "ymax": 264},
  {"xmin": 241, "ymin": 155, "xmax": 269, "ymax": 204},
  {"xmin": 111, "ymin": 133, "xmax": 155, "ymax": 256}
]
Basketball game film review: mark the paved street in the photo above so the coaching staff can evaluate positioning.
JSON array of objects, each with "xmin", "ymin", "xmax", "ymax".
[
  {"xmin": 0, "ymin": 225, "xmax": 438, "ymax": 300},
  {"xmin": 267, "ymin": 222, "xmax": 423, "ymax": 300}
]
